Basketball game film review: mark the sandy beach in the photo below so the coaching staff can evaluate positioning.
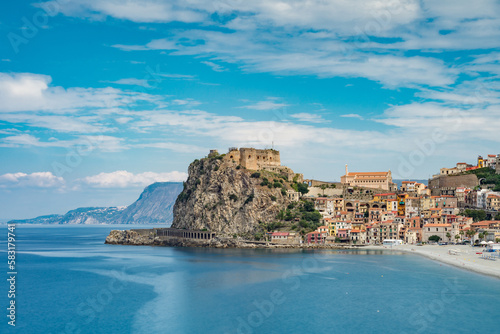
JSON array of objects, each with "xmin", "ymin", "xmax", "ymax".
[{"xmin": 365, "ymin": 244, "xmax": 500, "ymax": 279}]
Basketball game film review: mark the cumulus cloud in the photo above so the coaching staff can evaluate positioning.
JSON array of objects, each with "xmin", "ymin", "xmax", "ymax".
[
  {"xmin": 0, "ymin": 72, "xmax": 139, "ymax": 113},
  {"xmin": 0, "ymin": 172, "xmax": 65, "ymax": 188},
  {"xmin": 82, "ymin": 170, "xmax": 188, "ymax": 188}
]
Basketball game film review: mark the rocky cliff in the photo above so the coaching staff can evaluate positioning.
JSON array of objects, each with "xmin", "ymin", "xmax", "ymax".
[
  {"xmin": 116, "ymin": 182, "xmax": 183, "ymax": 224},
  {"xmin": 171, "ymin": 155, "xmax": 295, "ymax": 237}
]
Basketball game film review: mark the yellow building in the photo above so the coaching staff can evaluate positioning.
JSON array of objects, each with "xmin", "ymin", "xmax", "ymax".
[
  {"xmin": 478, "ymin": 156, "xmax": 484, "ymax": 168},
  {"xmin": 397, "ymin": 193, "xmax": 408, "ymax": 216}
]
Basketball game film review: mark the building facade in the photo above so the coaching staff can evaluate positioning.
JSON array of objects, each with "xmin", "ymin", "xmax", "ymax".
[{"xmin": 340, "ymin": 165, "xmax": 396, "ymax": 191}]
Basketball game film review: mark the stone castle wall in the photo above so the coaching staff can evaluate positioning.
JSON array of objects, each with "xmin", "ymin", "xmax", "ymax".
[
  {"xmin": 239, "ymin": 148, "xmax": 280, "ymax": 170},
  {"xmin": 225, "ymin": 148, "xmax": 280, "ymax": 170},
  {"xmin": 428, "ymin": 174, "xmax": 479, "ymax": 196}
]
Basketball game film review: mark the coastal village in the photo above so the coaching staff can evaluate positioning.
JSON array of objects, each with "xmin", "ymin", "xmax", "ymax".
[
  {"xmin": 108, "ymin": 148, "xmax": 500, "ymax": 252},
  {"xmin": 253, "ymin": 150, "xmax": 500, "ymax": 247}
]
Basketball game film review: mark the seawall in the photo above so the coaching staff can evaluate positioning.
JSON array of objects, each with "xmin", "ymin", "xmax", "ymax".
[{"xmin": 104, "ymin": 229, "xmax": 351, "ymax": 249}]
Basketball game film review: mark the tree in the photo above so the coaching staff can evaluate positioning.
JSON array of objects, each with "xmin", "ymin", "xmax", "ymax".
[
  {"xmin": 446, "ymin": 232, "xmax": 451, "ymax": 242},
  {"xmin": 320, "ymin": 184, "xmax": 327, "ymax": 196},
  {"xmin": 296, "ymin": 182, "xmax": 309, "ymax": 195},
  {"xmin": 462, "ymin": 209, "xmax": 487, "ymax": 222},
  {"xmin": 496, "ymin": 238, "xmax": 500, "ymax": 243},
  {"xmin": 478, "ymin": 232, "xmax": 484, "ymax": 241},
  {"xmin": 455, "ymin": 234, "xmax": 460, "ymax": 243},
  {"xmin": 303, "ymin": 200, "xmax": 315, "ymax": 212},
  {"xmin": 483, "ymin": 231, "xmax": 489, "ymax": 241},
  {"xmin": 428, "ymin": 235, "xmax": 441, "ymax": 242}
]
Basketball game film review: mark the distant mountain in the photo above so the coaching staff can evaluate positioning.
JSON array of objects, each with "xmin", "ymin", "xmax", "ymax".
[
  {"xmin": 115, "ymin": 182, "xmax": 184, "ymax": 224},
  {"xmin": 8, "ymin": 182, "xmax": 183, "ymax": 225}
]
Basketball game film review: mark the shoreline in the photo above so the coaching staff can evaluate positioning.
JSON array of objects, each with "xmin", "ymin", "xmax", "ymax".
[
  {"xmin": 105, "ymin": 230, "xmax": 500, "ymax": 279},
  {"xmin": 365, "ymin": 244, "xmax": 500, "ymax": 279}
]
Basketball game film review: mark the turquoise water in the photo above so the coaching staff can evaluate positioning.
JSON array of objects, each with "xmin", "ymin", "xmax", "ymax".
[{"xmin": 2, "ymin": 225, "xmax": 500, "ymax": 334}]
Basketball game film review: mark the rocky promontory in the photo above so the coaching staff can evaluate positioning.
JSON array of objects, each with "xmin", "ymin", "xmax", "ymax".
[{"xmin": 171, "ymin": 151, "xmax": 303, "ymax": 238}]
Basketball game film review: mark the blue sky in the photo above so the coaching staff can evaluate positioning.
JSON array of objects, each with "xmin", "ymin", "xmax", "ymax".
[{"xmin": 1, "ymin": 0, "xmax": 500, "ymax": 219}]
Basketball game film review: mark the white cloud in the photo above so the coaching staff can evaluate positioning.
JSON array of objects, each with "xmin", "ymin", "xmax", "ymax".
[
  {"xmin": 106, "ymin": 78, "xmax": 151, "ymax": 87},
  {"xmin": 158, "ymin": 73, "xmax": 196, "ymax": 80},
  {"xmin": 0, "ymin": 172, "xmax": 65, "ymax": 188},
  {"xmin": 115, "ymin": 30, "xmax": 457, "ymax": 88},
  {"xmin": 0, "ymin": 134, "xmax": 127, "ymax": 152},
  {"xmin": 376, "ymin": 102, "xmax": 500, "ymax": 142},
  {"xmin": 132, "ymin": 108, "xmax": 392, "ymax": 150},
  {"xmin": 133, "ymin": 142, "xmax": 205, "ymax": 153},
  {"xmin": 239, "ymin": 99, "xmax": 289, "ymax": 110},
  {"xmin": 0, "ymin": 114, "xmax": 107, "ymax": 133},
  {"xmin": 41, "ymin": 0, "xmax": 205, "ymax": 23},
  {"xmin": 290, "ymin": 113, "xmax": 328, "ymax": 123},
  {"xmin": 171, "ymin": 98, "xmax": 201, "ymax": 107},
  {"xmin": 82, "ymin": 170, "xmax": 187, "ymax": 188},
  {"xmin": 341, "ymin": 114, "xmax": 364, "ymax": 120},
  {"xmin": 201, "ymin": 61, "xmax": 227, "ymax": 72},
  {"xmin": 51, "ymin": 1, "xmax": 500, "ymax": 87},
  {"xmin": 0, "ymin": 72, "xmax": 151, "ymax": 113}
]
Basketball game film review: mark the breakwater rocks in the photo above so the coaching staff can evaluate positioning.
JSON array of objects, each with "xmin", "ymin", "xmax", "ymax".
[{"xmin": 105, "ymin": 229, "xmax": 351, "ymax": 249}]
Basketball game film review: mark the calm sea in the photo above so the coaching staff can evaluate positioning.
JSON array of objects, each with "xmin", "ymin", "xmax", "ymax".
[{"xmin": 1, "ymin": 225, "xmax": 499, "ymax": 334}]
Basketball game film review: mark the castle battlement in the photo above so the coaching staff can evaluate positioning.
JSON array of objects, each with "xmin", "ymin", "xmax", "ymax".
[
  {"xmin": 219, "ymin": 147, "xmax": 302, "ymax": 182},
  {"xmin": 224, "ymin": 147, "xmax": 281, "ymax": 170}
]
